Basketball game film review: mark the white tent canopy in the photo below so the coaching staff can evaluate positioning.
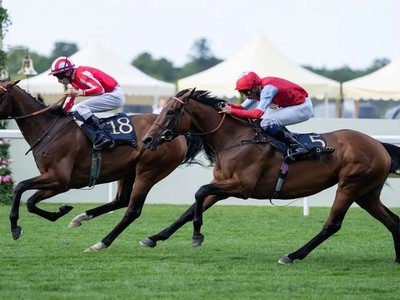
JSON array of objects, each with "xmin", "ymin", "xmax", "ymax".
[
  {"xmin": 178, "ymin": 34, "xmax": 340, "ymax": 99},
  {"xmin": 342, "ymin": 58, "xmax": 400, "ymax": 100},
  {"xmin": 18, "ymin": 42, "xmax": 175, "ymax": 104}
]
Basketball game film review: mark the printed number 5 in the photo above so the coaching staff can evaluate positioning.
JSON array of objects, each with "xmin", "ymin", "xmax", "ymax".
[{"xmin": 309, "ymin": 135, "xmax": 326, "ymax": 147}]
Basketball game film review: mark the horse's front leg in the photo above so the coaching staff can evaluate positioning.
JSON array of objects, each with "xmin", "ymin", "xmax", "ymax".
[
  {"xmin": 140, "ymin": 195, "xmax": 220, "ymax": 248},
  {"xmin": 10, "ymin": 174, "xmax": 72, "ymax": 240},
  {"xmin": 83, "ymin": 176, "xmax": 150, "ymax": 252},
  {"xmin": 9, "ymin": 181, "xmax": 26, "ymax": 240},
  {"xmin": 192, "ymin": 180, "xmax": 249, "ymax": 247}
]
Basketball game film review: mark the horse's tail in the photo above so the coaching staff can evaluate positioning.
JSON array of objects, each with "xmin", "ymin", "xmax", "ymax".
[
  {"xmin": 381, "ymin": 142, "xmax": 400, "ymax": 175},
  {"xmin": 181, "ymin": 134, "xmax": 206, "ymax": 166}
]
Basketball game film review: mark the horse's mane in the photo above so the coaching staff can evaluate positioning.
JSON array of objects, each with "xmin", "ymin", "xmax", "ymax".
[
  {"xmin": 175, "ymin": 89, "xmax": 229, "ymax": 164},
  {"xmin": 175, "ymin": 89, "xmax": 227, "ymax": 112},
  {"xmin": 15, "ymin": 85, "xmax": 47, "ymax": 108}
]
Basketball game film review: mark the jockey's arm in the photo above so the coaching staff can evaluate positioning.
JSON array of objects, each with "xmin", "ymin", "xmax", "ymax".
[
  {"xmin": 230, "ymin": 86, "xmax": 278, "ymax": 119},
  {"xmin": 258, "ymin": 85, "xmax": 278, "ymax": 111}
]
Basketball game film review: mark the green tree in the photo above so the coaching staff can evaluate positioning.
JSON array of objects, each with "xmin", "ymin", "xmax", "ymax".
[
  {"xmin": 5, "ymin": 41, "xmax": 78, "ymax": 80},
  {"xmin": 6, "ymin": 47, "xmax": 50, "ymax": 78},
  {"xmin": 303, "ymin": 57, "xmax": 390, "ymax": 83},
  {"xmin": 49, "ymin": 42, "xmax": 78, "ymax": 62},
  {"xmin": 132, "ymin": 52, "xmax": 178, "ymax": 82},
  {"xmin": 0, "ymin": 3, "xmax": 10, "ymax": 78},
  {"xmin": 179, "ymin": 38, "xmax": 222, "ymax": 78},
  {"xmin": 132, "ymin": 38, "xmax": 222, "ymax": 82}
]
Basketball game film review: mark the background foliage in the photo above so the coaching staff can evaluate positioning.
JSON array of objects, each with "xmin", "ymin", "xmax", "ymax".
[
  {"xmin": 0, "ymin": 5, "xmax": 13, "ymax": 204},
  {"xmin": 0, "ymin": 120, "xmax": 13, "ymax": 204}
]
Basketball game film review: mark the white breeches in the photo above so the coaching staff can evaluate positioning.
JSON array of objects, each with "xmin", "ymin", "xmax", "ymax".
[
  {"xmin": 71, "ymin": 86, "xmax": 125, "ymax": 120},
  {"xmin": 260, "ymin": 97, "xmax": 313, "ymax": 127}
]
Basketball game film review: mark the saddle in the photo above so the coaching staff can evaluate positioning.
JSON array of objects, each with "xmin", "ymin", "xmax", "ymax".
[
  {"xmin": 73, "ymin": 113, "xmax": 137, "ymax": 187},
  {"xmin": 252, "ymin": 127, "xmax": 335, "ymax": 163},
  {"xmin": 73, "ymin": 112, "xmax": 138, "ymax": 150},
  {"xmin": 97, "ymin": 113, "xmax": 137, "ymax": 149},
  {"xmin": 249, "ymin": 126, "xmax": 335, "ymax": 199}
]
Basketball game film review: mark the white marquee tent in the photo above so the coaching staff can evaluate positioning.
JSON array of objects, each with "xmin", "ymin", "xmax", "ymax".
[
  {"xmin": 342, "ymin": 57, "xmax": 400, "ymax": 100},
  {"xmin": 18, "ymin": 43, "xmax": 175, "ymax": 105},
  {"xmin": 178, "ymin": 34, "xmax": 341, "ymax": 99}
]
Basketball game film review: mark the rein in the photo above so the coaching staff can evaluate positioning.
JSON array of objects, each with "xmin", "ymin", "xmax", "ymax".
[
  {"xmin": 8, "ymin": 95, "xmax": 67, "ymax": 120},
  {"xmin": 24, "ymin": 115, "xmax": 61, "ymax": 155},
  {"xmin": 0, "ymin": 84, "xmax": 70, "ymax": 153},
  {"xmin": 189, "ymin": 111, "xmax": 226, "ymax": 136}
]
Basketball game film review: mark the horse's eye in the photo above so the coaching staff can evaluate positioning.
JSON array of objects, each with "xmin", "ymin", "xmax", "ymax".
[{"xmin": 166, "ymin": 109, "xmax": 174, "ymax": 116}]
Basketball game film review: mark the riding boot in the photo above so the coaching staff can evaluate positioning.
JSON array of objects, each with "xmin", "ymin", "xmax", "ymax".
[
  {"xmin": 79, "ymin": 115, "xmax": 113, "ymax": 150},
  {"xmin": 263, "ymin": 122, "xmax": 309, "ymax": 160},
  {"xmin": 86, "ymin": 115, "xmax": 114, "ymax": 150}
]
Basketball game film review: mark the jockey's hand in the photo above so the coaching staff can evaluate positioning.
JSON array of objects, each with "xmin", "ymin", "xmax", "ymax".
[
  {"xmin": 218, "ymin": 105, "xmax": 232, "ymax": 114},
  {"xmin": 65, "ymin": 88, "xmax": 83, "ymax": 97}
]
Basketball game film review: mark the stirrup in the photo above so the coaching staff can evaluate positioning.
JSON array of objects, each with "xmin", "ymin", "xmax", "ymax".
[
  {"xmin": 93, "ymin": 137, "xmax": 114, "ymax": 150},
  {"xmin": 286, "ymin": 147, "xmax": 308, "ymax": 161}
]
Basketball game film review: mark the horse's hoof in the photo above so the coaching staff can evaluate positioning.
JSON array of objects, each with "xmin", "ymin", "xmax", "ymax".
[
  {"xmin": 278, "ymin": 255, "xmax": 293, "ymax": 265},
  {"xmin": 83, "ymin": 247, "xmax": 95, "ymax": 253},
  {"xmin": 11, "ymin": 226, "xmax": 22, "ymax": 240},
  {"xmin": 139, "ymin": 238, "xmax": 157, "ymax": 248},
  {"xmin": 59, "ymin": 205, "xmax": 74, "ymax": 214},
  {"xmin": 68, "ymin": 220, "xmax": 81, "ymax": 228},
  {"xmin": 83, "ymin": 242, "xmax": 107, "ymax": 253},
  {"xmin": 192, "ymin": 234, "xmax": 204, "ymax": 248}
]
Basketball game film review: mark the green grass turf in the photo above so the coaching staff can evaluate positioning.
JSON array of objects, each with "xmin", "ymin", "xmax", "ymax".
[{"xmin": 1, "ymin": 203, "xmax": 399, "ymax": 300}]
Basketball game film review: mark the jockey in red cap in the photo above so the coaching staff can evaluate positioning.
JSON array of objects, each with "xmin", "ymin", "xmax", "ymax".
[{"xmin": 219, "ymin": 71, "xmax": 313, "ymax": 159}]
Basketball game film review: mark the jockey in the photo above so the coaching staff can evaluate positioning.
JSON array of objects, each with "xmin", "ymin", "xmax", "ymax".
[
  {"xmin": 49, "ymin": 56, "xmax": 125, "ymax": 150},
  {"xmin": 219, "ymin": 71, "xmax": 313, "ymax": 158}
]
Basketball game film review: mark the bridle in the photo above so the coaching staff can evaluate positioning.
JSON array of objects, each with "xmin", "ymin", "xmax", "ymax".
[{"xmin": 153, "ymin": 96, "xmax": 226, "ymax": 141}]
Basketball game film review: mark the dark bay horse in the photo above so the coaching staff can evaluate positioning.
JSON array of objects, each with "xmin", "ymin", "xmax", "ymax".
[
  {"xmin": 0, "ymin": 81, "xmax": 202, "ymax": 252},
  {"xmin": 142, "ymin": 88, "xmax": 400, "ymax": 264}
]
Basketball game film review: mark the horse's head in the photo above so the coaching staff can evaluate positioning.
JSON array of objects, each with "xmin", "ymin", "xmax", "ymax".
[
  {"xmin": 143, "ymin": 88, "xmax": 196, "ymax": 151},
  {"xmin": 143, "ymin": 88, "xmax": 228, "ymax": 151},
  {"xmin": 0, "ymin": 80, "xmax": 21, "ymax": 118}
]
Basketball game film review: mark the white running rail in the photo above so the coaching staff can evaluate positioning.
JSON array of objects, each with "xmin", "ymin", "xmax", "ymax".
[{"xmin": 1, "ymin": 130, "xmax": 400, "ymax": 215}]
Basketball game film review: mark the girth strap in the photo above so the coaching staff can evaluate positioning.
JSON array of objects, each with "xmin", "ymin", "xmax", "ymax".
[
  {"xmin": 89, "ymin": 150, "xmax": 101, "ymax": 187},
  {"xmin": 272, "ymin": 160, "xmax": 289, "ymax": 199}
]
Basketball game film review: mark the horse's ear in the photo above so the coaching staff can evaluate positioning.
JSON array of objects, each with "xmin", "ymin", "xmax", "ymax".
[
  {"xmin": 12, "ymin": 80, "xmax": 21, "ymax": 86},
  {"xmin": 188, "ymin": 87, "xmax": 196, "ymax": 98}
]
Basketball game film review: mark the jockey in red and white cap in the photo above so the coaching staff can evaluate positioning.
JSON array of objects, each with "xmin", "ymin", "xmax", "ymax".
[{"xmin": 49, "ymin": 56, "xmax": 125, "ymax": 150}]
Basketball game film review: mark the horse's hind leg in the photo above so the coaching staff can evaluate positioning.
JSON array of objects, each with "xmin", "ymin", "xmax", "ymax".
[
  {"xmin": 68, "ymin": 179, "xmax": 133, "ymax": 228},
  {"xmin": 279, "ymin": 192, "xmax": 353, "ymax": 264},
  {"xmin": 357, "ymin": 198, "xmax": 400, "ymax": 263},
  {"xmin": 140, "ymin": 195, "xmax": 220, "ymax": 248}
]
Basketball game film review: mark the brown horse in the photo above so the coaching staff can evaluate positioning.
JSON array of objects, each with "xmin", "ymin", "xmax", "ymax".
[
  {"xmin": 0, "ymin": 81, "xmax": 203, "ymax": 252},
  {"xmin": 142, "ymin": 88, "xmax": 400, "ymax": 264}
]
